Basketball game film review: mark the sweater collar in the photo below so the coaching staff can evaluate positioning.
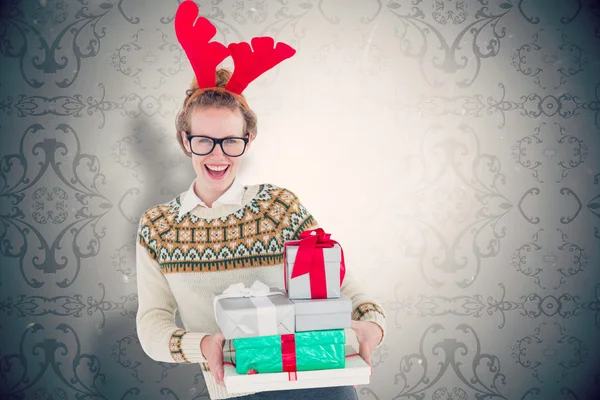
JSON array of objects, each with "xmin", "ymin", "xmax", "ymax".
[{"xmin": 178, "ymin": 178, "xmax": 245, "ymax": 217}]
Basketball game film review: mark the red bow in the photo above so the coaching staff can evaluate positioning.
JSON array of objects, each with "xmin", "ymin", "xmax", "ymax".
[{"xmin": 285, "ymin": 228, "xmax": 346, "ymax": 299}]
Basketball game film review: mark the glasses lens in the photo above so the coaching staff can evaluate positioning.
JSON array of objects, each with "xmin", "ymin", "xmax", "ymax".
[
  {"xmin": 190, "ymin": 137, "xmax": 214, "ymax": 155},
  {"xmin": 222, "ymin": 138, "xmax": 246, "ymax": 157}
]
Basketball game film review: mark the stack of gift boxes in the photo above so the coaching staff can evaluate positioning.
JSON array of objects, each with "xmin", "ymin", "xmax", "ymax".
[{"xmin": 213, "ymin": 229, "xmax": 370, "ymax": 393}]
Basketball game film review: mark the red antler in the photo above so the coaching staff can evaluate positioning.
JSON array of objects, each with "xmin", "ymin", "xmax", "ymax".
[
  {"xmin": 225, "ymin": 37, "xmax": 296, "ymax": 95},
  {"xmin": 175, "ymin": 0, "xmax": 230, "ymax": 88}
]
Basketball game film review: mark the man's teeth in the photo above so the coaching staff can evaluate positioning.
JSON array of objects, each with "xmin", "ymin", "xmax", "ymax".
[{"xmin": 206, "ymin": 165, "xmax": 228, "ymax": 171}]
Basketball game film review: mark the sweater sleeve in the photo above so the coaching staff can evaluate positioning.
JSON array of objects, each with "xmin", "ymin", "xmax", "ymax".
[
  {"xmin": 136, "ymin": 216, "xmax": 209, "ymax": 364},
  {"xmin": 282, "ymin": 189, "xmax": 387, "ymax": 347},
  {"xmin": 340, "ymin": 270, "xmax": 387, "ymax": 347}
]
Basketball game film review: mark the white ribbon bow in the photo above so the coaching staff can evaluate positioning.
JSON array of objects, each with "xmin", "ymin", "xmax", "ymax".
[{"xmin": 222, "ymin": 280, "xmax": 272, "ymax": 298}]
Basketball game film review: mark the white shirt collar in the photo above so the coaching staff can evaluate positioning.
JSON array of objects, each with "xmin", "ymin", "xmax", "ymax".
[{"xmin": 178, "ymin": 178, "xmax": 246, "ymax": 217}]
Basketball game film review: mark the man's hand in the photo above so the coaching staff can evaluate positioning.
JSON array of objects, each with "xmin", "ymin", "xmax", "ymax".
[
  {"xmin": 351, "ymin": 320, "xmax": 383, "ymax": 367},
  {"xmin": 200, "ymin": 333, "xmax": 226, "ymax": 386}
]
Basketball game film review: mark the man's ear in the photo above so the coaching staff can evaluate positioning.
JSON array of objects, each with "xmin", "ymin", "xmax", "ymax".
[{"xmin": 181, "ymin": 131, "xmax": 191, "ymax": 153}]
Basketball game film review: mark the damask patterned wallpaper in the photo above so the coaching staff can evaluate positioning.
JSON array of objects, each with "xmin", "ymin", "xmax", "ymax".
[{"xmin": 1, "ymin": 0, "xmax": 599, "ymax": 399}]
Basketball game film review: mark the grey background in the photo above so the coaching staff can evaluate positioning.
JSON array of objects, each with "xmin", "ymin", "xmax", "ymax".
[{"xmin": 1, "ymin": 0, "xmax": 599, "ymax": 399}]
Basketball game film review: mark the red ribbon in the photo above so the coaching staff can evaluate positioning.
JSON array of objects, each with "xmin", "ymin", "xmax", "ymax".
[
  {"xmin": 281, "ymin": 334, "xmax": 297, "ymax": 381},
  {"xmin": 283, "ymin": 228, "xmax": 346, "ymax": 299}
]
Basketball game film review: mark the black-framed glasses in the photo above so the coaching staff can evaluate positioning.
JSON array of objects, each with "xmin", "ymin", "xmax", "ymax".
[{"xmin": 185, "ymin": 133, "xmax": 250, "ymax": 157}]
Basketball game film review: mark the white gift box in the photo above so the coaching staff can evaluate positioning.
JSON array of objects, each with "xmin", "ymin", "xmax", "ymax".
[
  {"xmin": 214, "ymin": 281, "xmax": 295, "ymax": 339},
  {"xmin": 284, "ymin": 243, "xmax": 342, "ymax": 299},
  {"xmin": 292, "ymin": 294, "xmax": 352, "ymax": 332},
  {"xmin": 223, "ymin": 345, "xmax": 370, "ymax": 394}
]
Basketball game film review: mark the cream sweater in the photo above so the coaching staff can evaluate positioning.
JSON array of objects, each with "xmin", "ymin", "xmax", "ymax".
[{"xmin": 135, "ymin": 183, "xmax": 386, "ymax": 399}]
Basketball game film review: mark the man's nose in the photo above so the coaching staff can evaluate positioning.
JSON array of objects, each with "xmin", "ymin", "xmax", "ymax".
[{"xmin": 211, "ymin": 142, "xmax": 226, "ymax": 157}]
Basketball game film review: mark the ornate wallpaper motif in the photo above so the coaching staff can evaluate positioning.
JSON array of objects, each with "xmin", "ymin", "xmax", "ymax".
[{"xmin": 1, "ymin": 0, "xmax": 598, "ymax": 399}]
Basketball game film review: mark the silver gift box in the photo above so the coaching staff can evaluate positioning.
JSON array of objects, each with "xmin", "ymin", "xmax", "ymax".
[
  {"xmin": 291, "ymin": 294, "xmax": 352, "ymax": 332},
  {"xmin": 214, "ymin": 291, "xmax": 295, "ymax": 340},
  {"xmin": 285, "ymin": 243, "xmax": 342, "ymax": 299}
]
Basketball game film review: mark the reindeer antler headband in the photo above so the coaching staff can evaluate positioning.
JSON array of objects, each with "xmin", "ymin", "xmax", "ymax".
[{"xmin": 175, "ymin": 0, "xmax": 296, "ymax": 111}]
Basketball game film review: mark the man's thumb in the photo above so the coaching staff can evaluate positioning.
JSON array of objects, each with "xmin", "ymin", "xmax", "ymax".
[
  {"xmin": 364, "ymin": 352, "xmax": 371, "ymax": 366},
  {"xmin": 359, "ymin": 342, "xmax": 371, "ymax": 366},
  {"xmin": 216, "ymin": 364, "xmax": 224, "ymax": 379}
]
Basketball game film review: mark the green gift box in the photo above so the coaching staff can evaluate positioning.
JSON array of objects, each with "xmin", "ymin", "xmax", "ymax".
[{"xmin": 232, "ymin": 330, "xmax": 346, "ymax": 374}]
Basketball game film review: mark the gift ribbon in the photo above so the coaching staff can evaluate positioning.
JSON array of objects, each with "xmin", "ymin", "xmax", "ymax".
[
  {"xmin": 213, "ymin": 281, "xmax": 284, "ymax": 336},
  {"xmin": 280, "ymin": 334, "xmax": 297, "ymax": 381},
  {"xmin": 283, "ymin": 228, "xmax": 346, "ymax": 299},
  {"xmin": 249, "ymin": 296, "xmax": 278, "ymax": 336},
  {"xmin": 225, "ymin": 350, "xmax": 370, "ymax": 380}
]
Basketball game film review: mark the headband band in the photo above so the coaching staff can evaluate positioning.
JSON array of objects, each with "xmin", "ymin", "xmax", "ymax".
[{"xmin": 184, "ymin": 86, "xmax": 249, "ymax": 112}]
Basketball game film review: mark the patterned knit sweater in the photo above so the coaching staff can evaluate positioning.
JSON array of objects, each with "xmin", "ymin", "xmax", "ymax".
[{"xmin": 136, "ymin": 183, "xmax": 386, "ymax": 399}]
